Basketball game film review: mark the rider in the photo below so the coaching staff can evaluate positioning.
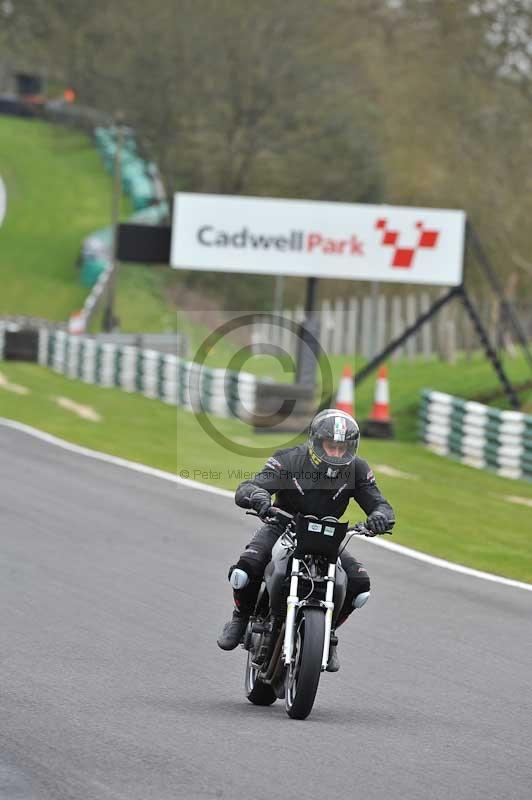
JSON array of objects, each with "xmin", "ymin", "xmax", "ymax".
[{"xmin": 217, "ymin": 408, "xmax": 395, "ymax": 672}]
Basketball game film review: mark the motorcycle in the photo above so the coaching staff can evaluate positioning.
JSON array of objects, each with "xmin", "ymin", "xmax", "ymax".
[{"xmin": 239, "ymin": 507, "xmax": 391, "ymax": 720}]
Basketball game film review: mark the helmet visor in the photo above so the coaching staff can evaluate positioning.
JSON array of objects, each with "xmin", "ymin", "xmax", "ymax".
[{"xmin": 313, "ymin": 435, "xmax": 357, "ymax": 467}]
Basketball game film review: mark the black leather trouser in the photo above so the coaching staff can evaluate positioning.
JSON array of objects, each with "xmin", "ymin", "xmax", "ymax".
[{"xmin": 232, "ymin": 523, "xmax": 370, "ymax": 623}]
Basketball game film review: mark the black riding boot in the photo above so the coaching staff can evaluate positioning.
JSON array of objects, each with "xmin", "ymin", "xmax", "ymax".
[
  {"xmin": 217, "ymin": 610, "xmax": 249, "ymax": 650},
  {"xmin": 217, "ymin": 576, "xmax": 261, "ymax": 651}
]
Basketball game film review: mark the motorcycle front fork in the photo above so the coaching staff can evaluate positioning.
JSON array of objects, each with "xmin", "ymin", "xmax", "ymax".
[{"xmin": 282, "ymin": 559, "xmax": 336, "ymax": 670}]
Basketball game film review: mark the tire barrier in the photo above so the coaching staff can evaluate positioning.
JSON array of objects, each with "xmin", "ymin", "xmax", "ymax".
[
  {"xmin": 94, "ymin": 126, "xmax": 164, "ymax": 212},
  {"xmin": 420, "ymin": 389, "xmax": 532, "ymax": 481},
  {"xmin": 36, "ymin": 330, "xmax": 256, "ymax": 418}
]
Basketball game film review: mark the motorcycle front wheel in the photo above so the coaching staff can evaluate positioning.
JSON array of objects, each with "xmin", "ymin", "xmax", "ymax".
[{"xmin": 285, "ymin": 607, "xmax": 325, "ymax": 720}]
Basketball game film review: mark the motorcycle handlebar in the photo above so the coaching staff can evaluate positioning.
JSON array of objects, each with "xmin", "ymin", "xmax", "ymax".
[
  {"xmin": 246, "ymin": 508, "xmax": 392, "ymax": 536},
  {"xmin": 245, "ymin": 506, "xmax": 294, "ymax": 523},
  {"xmin": 347, "ymin": 523, "xmax": 393, "ymax": 537}
]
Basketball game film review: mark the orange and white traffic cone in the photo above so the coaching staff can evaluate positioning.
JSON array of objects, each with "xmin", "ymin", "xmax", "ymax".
[
  {"xmin": 371, "ymin": 365, "xmax": 391, "ymax": 422},
  {"xmin": 361, "ymin": 365, "xmax": 394, "ymax": 438},
  {"xmin": 335, "ymin": 364, "xmax": 355, "ymax": 416}
]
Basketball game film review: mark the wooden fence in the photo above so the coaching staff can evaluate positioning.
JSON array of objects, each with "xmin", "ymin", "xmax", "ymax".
[{"xmin": 251, "ymin": 291, "xmax": 531, "ymax": 362}]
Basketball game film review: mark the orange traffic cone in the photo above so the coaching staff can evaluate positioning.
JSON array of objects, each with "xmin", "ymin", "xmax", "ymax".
[
  {"xmin": 335, "ymin": 364, "xmax": 355, "ymax": 416},
  {"xmin": 370, "ymin": 365, "xmax": 391, "ymax": 421},
  {"xmin": 361, "ymin": 365, "xmax": 394, "ymax": 438}
]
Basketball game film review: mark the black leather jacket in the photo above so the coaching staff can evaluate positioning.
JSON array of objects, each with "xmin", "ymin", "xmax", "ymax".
[{"xmin": 235, "ymin": 444, "xmax": 395, "ymax": 524}]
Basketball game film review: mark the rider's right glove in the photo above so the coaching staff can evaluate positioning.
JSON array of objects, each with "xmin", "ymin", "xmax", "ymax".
[
  {"xmin": 365, "ymin": 511, "xmax": 390, "ymax": 535},
  {"xmin": 247, "ymin": 488, "xmax": 272, "ymax": 519}
]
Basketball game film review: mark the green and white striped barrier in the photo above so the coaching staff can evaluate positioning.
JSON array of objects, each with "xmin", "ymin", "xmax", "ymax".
[
  {"xmin": 420, "ymin": 389, "xmax": 532, "ymax": 481},
  {"xmin": 37, "ymin": 330, "xmax": 256, "ymax": 418}
]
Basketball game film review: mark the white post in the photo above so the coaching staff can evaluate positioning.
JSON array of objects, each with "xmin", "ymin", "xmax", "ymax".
[
  {"xmin": 320, "ymin": 300, "xmax": 332, "ymax": 356},
  {"xmin": 376, "ymin": 294, "xmax": 387, "ymax": 354},
  {"xmin": 37, "ymin": 329, "xmax": 49, "ymax": 366},
  {"xmin": 281, "ymin": 309, "xmax": 294, "ymax": 358},
  {"xmin": 420, "ymin": 292, "xmax": 432, "ymax": 359},
  {"xmin": 360, "ymin": 296, "xmax": 373, "ymax": 359},
  {"xmin": 391, "ymin": 295, "xmax": 403, "ymax": 362},
  {"xmin": 332, "ymin": 298, "xmax": 345, "ymax": 355},
  {"xmin": 345, "ymin": 297, "xmax": 358, "ymax": 357},
  {"xmin": 405, "ymin": 294, "xmax": 417, "ymax": 361}
]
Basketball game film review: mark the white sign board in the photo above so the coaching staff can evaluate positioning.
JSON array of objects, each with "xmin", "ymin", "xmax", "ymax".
[
  {"xmin": 171, "ymin": 192, "xmax": 466, "ymax": 286},
  {"xmin": 0, "ymin": 175, "xmax": 6, "ymax": 227}
]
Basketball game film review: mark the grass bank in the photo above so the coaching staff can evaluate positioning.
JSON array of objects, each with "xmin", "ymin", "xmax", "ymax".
[
  {"xmin": 0, "ymin": 116, "xmax": 114, "ymax": 318},
  {"xmin": 0, "ymin": 115, "xmax": 174, "ymax": 328}
]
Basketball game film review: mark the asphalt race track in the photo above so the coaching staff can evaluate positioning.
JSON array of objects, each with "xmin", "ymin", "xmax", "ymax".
[{"xmin": 1, "ymin": 423, "xmax": 531, "ymax": 800}]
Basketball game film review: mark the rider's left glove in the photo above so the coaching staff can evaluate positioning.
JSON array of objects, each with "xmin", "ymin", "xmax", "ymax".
[{"xmin": 365, "ymin": 511, "xmax": 389, "ymax": 535}]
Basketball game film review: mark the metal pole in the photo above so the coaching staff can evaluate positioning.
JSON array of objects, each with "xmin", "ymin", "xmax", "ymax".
[
  {"xmin": 459, "ymin": 288, "xmax": 520, "ymax": 408},
  {"xmin": 295, "ymin": 277, "xmax": 319, "ymax": 386},
  {"xmin": 103, "ymin": 114, "xmax": 125, "ymax": 332},
  {"xmin": 354, "ymin": 286, "xmax": 462, "ymax": 384}
]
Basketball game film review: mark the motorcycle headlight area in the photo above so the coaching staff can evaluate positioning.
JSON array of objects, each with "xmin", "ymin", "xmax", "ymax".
[{"xmin": 293, "ymin": 517, "xmax": 349, "ymax": 560}]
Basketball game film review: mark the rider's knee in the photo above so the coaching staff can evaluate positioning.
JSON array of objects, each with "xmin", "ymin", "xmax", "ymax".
[
  {"xmin": 227, "ymin": 556, "xmax": 265, "ymax": 592},
  {"xmin": 235, "ymin": 553, "xmax": 268, "ymax": 580},
  {"xmin": 347, "ymin": 571, "xmax": 370, "ymax": 597},
  {"xmin": 353, "ymin": 590, "xmax": 371, "ymax": 609},
  {"xmin": 228, "ymin": 566, "xmax": 250, "ymax": 589}
]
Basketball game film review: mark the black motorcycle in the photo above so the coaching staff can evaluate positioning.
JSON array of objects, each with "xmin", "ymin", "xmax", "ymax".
[{"xmin": 241, "ymin": 507, "xmax": 391, "ymax": 720}]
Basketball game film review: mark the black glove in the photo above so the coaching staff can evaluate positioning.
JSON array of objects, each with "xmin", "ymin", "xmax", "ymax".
[
  {"xmin": 248, "ymin": 488, "xmax": 272, "ymax": 519},
  {"xmin": 365, "ymin": 511, "xmax": 389, "ymax": 536}
]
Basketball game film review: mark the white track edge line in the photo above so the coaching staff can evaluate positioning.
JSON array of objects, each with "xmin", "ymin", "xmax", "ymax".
[{"xmin": 1, "ymin": 416, "xmax": 531, "ymax": 593}]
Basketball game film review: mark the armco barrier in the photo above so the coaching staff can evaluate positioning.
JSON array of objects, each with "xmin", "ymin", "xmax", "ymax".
[
  {"xmin": 420, "ymin": 389, "xmax": 532, "ymax": 481},
  {"xmin": 36, "ymin": 330, "xmax": 256, "ymax": 418}
]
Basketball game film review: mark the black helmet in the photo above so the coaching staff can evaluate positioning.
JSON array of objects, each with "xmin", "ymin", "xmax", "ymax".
[{"xmin": 308, "ymin": 409, "xmax": 360, "ymax": 471}]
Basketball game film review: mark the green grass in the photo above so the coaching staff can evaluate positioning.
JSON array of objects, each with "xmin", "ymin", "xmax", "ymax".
[
  {"xmin": 1, "ymin": 360, "xmax": 531, "ymax": 583},
  {"xmin": 0, "ymin": 115, "xmax": 174, "ymax": 329},
  {"xmin": 0, "ymin": 117, "xmax": 114, "ymax": 318},
  {"xmin": 89, "ymin": 264, "xmax": 178, "ymax": 334}
]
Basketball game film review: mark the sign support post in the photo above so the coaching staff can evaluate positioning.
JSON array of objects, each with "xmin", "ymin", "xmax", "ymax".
[{"xmin": 295, "ymin": 276, "xmax": 320, "ymax": 387}]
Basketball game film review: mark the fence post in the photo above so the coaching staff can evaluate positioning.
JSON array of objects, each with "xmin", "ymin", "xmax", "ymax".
[
  {"xmin": 390, "ymin": 296, "xmax": 404, "ymax": 362},
  {"xmin": 345, "ymin": 297, "xmax": 358, "ymax": 357},
  {"xmin": 332, "ymin": 298, "xmax": 345, "ymax": 355},
  {"xmin": 403, "ymin": 294, "xmax": 417, "ymax": 360},
  {"xmin": 360, "ymin": 296, "xmax": 373, "ymax": 359},
  {"xmin": 320, "ymin": 300, "xmax": 332, "ymax": 355},
  {"xmin": 281, "ymin": 309, "xmax": 294, "ymax": 358},
  {"xmin": 376, "ymin": 294, "xmax": 387, "ymax": 354},
  {"xmin": 419, "ymin": 292, "xmax": 432, "ymax": 359}
]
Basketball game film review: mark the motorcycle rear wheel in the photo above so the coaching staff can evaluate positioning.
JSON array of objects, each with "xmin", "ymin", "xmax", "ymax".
[{"xmin": 285, "ymin": 607, "xmax": 325, "ymax": 720}]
